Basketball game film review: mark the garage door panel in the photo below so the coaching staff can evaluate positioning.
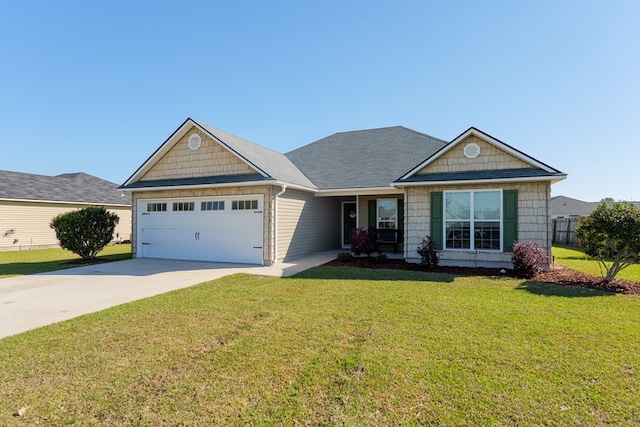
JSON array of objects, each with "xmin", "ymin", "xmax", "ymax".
[{"xmin": 138, "ymin": 197, "xmax": 264, "ymax": 265}]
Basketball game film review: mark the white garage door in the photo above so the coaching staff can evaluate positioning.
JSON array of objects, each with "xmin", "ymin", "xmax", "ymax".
[{"xmin": 137, "ymin": 195, "xmax": 264, "ymax": 264}]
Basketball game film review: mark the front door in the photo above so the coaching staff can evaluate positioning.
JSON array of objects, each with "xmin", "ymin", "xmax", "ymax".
[{"xmin": 342, "ymin": 202, "xmax": 357, "ymax": 248}]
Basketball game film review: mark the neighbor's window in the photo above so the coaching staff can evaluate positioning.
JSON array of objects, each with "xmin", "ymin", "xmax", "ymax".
[
  {"xmin": 146, "ymin": 202, "xmax": 167, "ymax": 212},
  {"xmin": 172, "ymin": 202, "xmax": 195, "ymax": 212},
  {"xmin": 201, "ymin": 201, "xmax": 225, "ymax": 211},
  {"xmin": 377, "ymin": 199, "xmax": 397, "ymax": 229},
  {"xmin": 444, "ymin": 190, "xmax": 501, "ymax": 250},
  {"xmin": 232, "ymin": 199, "xmax": 258, "ymax": 210}
]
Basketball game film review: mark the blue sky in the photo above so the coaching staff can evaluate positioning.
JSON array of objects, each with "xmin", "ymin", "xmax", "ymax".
[{"xmin": 1, "ymin": 1, "xmax": 638, "ymax": 202}]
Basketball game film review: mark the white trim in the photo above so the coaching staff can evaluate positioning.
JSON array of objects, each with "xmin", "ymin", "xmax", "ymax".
[
  {"xmin": 273, "ymin": 181, "xmax": 318, "ymax": 193},
  {"xmin": 376, "ymin": 198, "xmax": 398, "ymax": 230},
  {"xmin": 122, "ymin": 179, "xmax": 279, "ymax": 193},
  {"xmin": 400, "ymin": 128, "xmax": 562, "ymax": 181},
  {"xmin": 315, "ymin": 186, "xmax": 403, "ymax": 197},
  {"xmin": 0, "ymin": 197, "xmax": 130, "ymax": 207},
  {"xmin": 393, "ymin": 174, "xmax": 566, "ymax": 187},
  {"xmin": 442, "ymin": 189, "xmax": 503, "ymax": 252}
]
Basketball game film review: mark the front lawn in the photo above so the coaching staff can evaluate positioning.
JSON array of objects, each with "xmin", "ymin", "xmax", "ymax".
[
  {"xmin": 1, "ymin": 268, "xmax": 638, "ymax": 425},
  {"xmin": 0, "ymin": 244, "xmax": 131, "ymax": 279},
  {"xmin": 553, "ymin": 244, "xmax": 640, "ymax": 283}
]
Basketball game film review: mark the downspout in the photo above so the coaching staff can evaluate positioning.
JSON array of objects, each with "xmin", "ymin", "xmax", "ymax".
[
  {"xmin": 273, "ymin": 184, "xmax": 287, "ymax": 264},
  {"xmin": 546, "ymin": 186, "xmax": 552, "ymax": 270}
]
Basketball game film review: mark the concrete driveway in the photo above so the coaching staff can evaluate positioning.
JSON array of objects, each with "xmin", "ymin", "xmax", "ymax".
[{"xmin": 0, "ymin": 252, "xmax": 335, "ymax": 339}]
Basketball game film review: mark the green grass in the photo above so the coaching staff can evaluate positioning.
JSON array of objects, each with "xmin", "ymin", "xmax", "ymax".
[
  {"xmin": 553, "ymin": 244, "xmax": 640, "ymax": 282},
  {"xmin": 0, "ymin": 244, "xmax": 132, "ymax": 278},
  {"xmin": 1, "ymin": 267, "xmax": 639, "ymax": 426}
]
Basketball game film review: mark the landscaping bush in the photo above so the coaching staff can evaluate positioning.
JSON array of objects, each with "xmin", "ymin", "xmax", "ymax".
[
  {"xmin": 417, "ymin": 235, "xmax": 439, "ymax": 268},
  {"xmin": 350, "ymin": 227, "xmax": 379, "ymax": 257},
  {"xmin": 50, "ymin": 207, "xmax": 119, "ymax": 260},
  {"xmin": 337, "ymin": 251, "xmax": 353, "ymax": 262},
  {"xmin": 512, "ymin": 242, "xmax": 548, "ymax": 278},
  {"xmin": 374, "ymin": 253, "xmax": 388, "ymax": 263}
]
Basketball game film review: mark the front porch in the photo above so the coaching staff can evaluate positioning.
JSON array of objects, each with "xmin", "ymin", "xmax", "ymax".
[{"xmin": 337, "ymin": 193, "xmax": 405, "ymax": 258}]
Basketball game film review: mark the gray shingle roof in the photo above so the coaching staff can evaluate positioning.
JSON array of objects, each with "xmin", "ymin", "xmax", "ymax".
[
  {"xmin": 0, "ymin": 170, "xmax": 131, "ymax": 205},
  {"xmin": 122, "ymin": 173, "xmax": 270, "ymax": 190},
  {"xmin": 196, "ymin": 121, "xmax": 317, "ymax": 189},
  {"xmin": 285, "ymin": 126, "xmax": 447, "ymax": 189}
]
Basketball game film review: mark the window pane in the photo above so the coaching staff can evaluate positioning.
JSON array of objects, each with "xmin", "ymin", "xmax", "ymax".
[
  {"xmin": 474, "ymin": 191, "xmax": 500, "ymax": 220},
  {"xmin": 445, "ymin": 192, "xmax": 470, "ymax": 220},
  {"xmin": 474, "ymin": 221, "xmax": 501, "ymax": 250},
  {"xmin": 377, "ymin": 199, "xmax": 397, "ymax": 229},
  {"xmin": 446, "ymin": 221, "xmax": 470, "ymax": 249}
]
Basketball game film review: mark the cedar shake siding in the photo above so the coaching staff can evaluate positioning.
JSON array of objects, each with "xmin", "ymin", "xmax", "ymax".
[
  {"xmin": 404, "ymin": 181, "xmax": 552, "ymax": 268},
  {"xmin": 140, "ymin": 126, "xmax": 256, "ymax": 182},
  {"xmin": 418, "ymin": 135, "xmax": 531, "ymax": 174}
]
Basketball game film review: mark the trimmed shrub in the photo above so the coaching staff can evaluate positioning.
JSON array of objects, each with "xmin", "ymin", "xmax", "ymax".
[
  {"xmin": 374, "ymin": 253, "xmax": 388, "ymax": 263},
  {"xmin": 350, "ymin": 227, "xmax": 379, "ymax": 257},
  {"xmin": 417, "ymin": 235, "xmax": 439, "ymax": 268},
  {"xmin": 50, "ymin": 207, "xmax": 119, "ymax": 260},
  {"xmin": 512, "ymin": 242, "xmax": 548, "ymax": 278},
  {"xmin": 337, "ymin": 252, "xmax": 353, "ymax": 262}
]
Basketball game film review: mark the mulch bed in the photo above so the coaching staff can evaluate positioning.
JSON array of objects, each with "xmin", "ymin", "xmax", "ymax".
[{"xmin": 324, "ymin": 258, "xmax": 640, "ymax": 296}]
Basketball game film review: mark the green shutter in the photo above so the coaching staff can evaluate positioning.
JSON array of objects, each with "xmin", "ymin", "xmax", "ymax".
[
  {"xmin": 503, "ymin": 190, "xmax": 518, "ymax": 252},
  {"xmin": 430, "ymin": 192, "xmax": 443, "ymax": 250},
  {"xmin": 368, "ymin": 200, "xmax": 376, "ymax": 229}
]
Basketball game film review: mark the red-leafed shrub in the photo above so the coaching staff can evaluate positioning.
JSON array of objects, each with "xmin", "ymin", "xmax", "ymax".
[
  {"xmin": 512, "ymin": 242, "xmax": 548, "ymax": 278},
  {"xmin": 350, "ymin": 227, "xmax": 379, "ymax": 257}
]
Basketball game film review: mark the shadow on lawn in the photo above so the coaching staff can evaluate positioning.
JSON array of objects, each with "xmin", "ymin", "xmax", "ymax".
[
  {"xmin": 516, "ymin": 280, "xmax": 615, "ymax": 298},
  {"xmin": 292, "ymin": 266, "xmax": 455, "ymax": 283}
]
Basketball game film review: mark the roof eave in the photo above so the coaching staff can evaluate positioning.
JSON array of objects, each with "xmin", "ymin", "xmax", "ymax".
[
  {"xmin": 314, "ymin": 186, "xmax": 404, "ymax": 197},
  {"xmin": 0, "ymin": 197, "xmax": 131, "ymax": 207},
  {"xmin": 121, "ymin": 179, "xmax": 279, "ymax": 193},
  {"xmin": 393, "ymin": 174, "xmax": 567, "ymax": 187}
]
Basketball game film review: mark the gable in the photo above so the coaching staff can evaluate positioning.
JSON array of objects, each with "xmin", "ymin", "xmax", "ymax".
[
  {"xmin": 415, "ymin": 134, "xmax": 531, "ymax": 175},
  {"xmin": 139, "ymin": 126, "xmax": 257, "ymax": 182}
]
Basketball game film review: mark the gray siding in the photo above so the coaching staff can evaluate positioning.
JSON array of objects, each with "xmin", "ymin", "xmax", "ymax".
[{"xmin": 277, "ymin": 189, "xmax": 340, "ymax": 260}]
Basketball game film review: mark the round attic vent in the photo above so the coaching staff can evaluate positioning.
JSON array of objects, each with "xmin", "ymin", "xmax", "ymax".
[
  {"xmin": 463, "ymin": 142, "xmax": 480, "ymax": 159},
  {"xmin": 188, "ymin": 133, "xmax": 202, "ymax": 151}
]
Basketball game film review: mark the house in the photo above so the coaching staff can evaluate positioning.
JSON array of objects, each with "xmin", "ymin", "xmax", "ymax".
[
  {"xmin": 0, "ymin": 171, "xmax": 132, "ymax": 251},
  {"xmin": 551, "ymin": 195, "xmax": 640, "ymax": 218},
  {"xmin": 120, "ymin": 118, "xmax": 566, "ymax": 269},
  {"xmin": 551, "ymin": 195, "xmax": 598, "ymax": 218}
]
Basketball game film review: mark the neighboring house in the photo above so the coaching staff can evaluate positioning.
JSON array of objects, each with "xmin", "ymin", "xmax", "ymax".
[
  {"xmin": 0, "ymin": 171, "xmax": 132, "ymax": 251},
  {"xmin": 120, "ymin": 118, "xmax": 566, "ymax": 269},
  {"xmin": 551, "ymin": 195, "xmax": 640, "ymax": 218},
  {"xmin": 551, "ymin": 196, "xmax": 598, "ymax": 218}
]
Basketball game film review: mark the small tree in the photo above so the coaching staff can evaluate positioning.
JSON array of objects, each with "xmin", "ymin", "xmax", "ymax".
[
  {"xmin": 50, "ymin": 207, "xmax": 119, "ymax": 260},
  {"xmin": 576, "ymin": 201, "xmax": 640, "ymax": 283},
  {"xmin": 417, "ymin": 235, "xmax": 439, "ymax": 268}
]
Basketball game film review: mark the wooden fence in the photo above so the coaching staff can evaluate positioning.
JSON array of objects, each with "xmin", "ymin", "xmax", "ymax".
[{"xmin": 552, "ymin": 217, "xmax": 582, "ymax": 246}]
